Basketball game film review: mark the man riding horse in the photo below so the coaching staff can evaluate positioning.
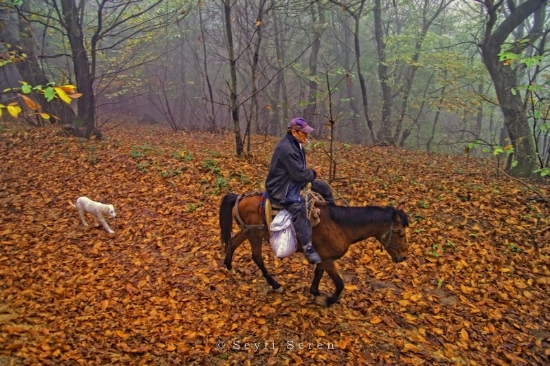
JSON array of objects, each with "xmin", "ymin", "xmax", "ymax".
[{"xmin": 265, "ymin": 117, "xmax": 323, "ymax": 264}]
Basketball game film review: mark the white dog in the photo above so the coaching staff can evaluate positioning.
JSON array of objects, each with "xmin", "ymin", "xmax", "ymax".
[{"xmin": 69, "ymin": 196, "xmax": 116, "ymax": 234}]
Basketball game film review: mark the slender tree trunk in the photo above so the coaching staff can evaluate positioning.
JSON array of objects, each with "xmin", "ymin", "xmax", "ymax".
[
  {"xmin": 348, "ymin": 1, "xmax": 376, "ymax": 144},
  {"xmin": 339, "ymin": 15, "xmax": 361, "ymax": 142},
  {"xmin": 426, "ymin": 79, "xmax": 447, "ymax": 153},
  {"xmin": 60, "ymin": 0, "xmax": 95, "ymax": 138},
  {"xmin": 302, "ymin": 1, "xmax": 324, "ymax": 127},
  {"xmin": 475, "ymin": 83, "xmax": 484, "ymax": 135},
  {"xmin": 373, "ymin": 0, "xmax": 393, "ymax": 145},
  {"xmin": 199, "ymin": 5, "xmax": 217, "ymax": 130},
  {"xmin": 399, "ymin": 71, "xmax": 435, "ymax": 148},
  {"xmin": 247, "ymin": 0, "xmax": 267, "ymax": 153},
  {"xmin": 270, "ymin": 8, "xmax": 285, "ymax": 136},
  {"xmin": 223, "ymin": 0, "xmax": 243, "ymax": 155}
]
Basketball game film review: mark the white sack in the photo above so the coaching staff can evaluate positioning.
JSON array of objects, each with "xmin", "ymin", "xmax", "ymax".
[{"xmin": 269, "ymin": 209, "xmax": 297, "ymax": 258}]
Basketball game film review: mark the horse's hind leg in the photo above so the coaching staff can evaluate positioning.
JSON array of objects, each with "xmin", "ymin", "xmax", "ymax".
[
  {"xmin": 250, "ymin": 235, "xmax": 282, "ymax": 292},
  {"xmin": 224, "ymin": 231, "xmax": 247, "ymax": 270},
  {"xmin": 310, "ymin": 265, "xmax": 324, "ymax": 297}
]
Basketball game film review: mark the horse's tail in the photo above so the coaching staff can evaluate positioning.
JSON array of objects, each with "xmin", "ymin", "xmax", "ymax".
[{"xmin": 220, "ymin": 193, "xmax": 239, "ymax": 249}]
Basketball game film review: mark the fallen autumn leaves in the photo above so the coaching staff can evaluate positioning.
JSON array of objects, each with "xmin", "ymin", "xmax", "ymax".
[{"xmin": 0, "ymin": 123, "xmax": 549, "ymax": 365}]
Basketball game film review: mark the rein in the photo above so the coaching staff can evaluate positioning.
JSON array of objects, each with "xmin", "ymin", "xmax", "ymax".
[{"xmin": 380, "ymin": 221, "xmax": 399, "ymax": 251}]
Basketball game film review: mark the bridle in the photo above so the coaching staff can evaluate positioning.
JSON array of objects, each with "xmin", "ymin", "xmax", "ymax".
[{"xmin": 380, "ymin": 221, "xmax": 404, "ymax": 251}]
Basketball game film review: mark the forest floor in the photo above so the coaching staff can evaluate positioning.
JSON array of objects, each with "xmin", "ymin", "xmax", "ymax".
[{"xmin": 0, "ymin": 122, "xmax": 549, "ymax": 365}]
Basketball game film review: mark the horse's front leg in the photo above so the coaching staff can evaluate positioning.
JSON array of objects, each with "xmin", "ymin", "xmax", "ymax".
[
  {"xmin": 314, "ymin": 260, "xmax": 344, "ymax": 307},
  {"xmin": 250, "ymin": 234, "xmax": 282, "ymax": 293}
]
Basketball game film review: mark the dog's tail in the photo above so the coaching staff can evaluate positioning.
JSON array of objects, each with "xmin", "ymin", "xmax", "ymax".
[{"xmin": 68, "ymin": 200, "xmax": 76, "ymax": 208}]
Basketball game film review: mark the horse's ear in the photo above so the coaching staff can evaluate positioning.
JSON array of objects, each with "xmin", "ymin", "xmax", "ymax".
[
  {"xmin": 396, "ymin": 202, "xmax": 405, "ymax": 211},
  {"xmin": 392, "ymin": 210, "xmax": 403, "ymax": 225}
]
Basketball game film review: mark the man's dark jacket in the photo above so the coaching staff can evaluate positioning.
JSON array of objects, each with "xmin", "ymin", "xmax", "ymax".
[{"xmin": 265, "ymin": 133, "xmax": 317, "ymax": 204}]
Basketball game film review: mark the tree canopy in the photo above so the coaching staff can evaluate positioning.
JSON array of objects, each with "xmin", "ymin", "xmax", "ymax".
[{"xmin": 0, "ymin": 0, "xmax": 549, "ymax": 175}]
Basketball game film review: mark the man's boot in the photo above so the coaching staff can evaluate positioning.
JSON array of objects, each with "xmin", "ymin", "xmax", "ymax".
[{"xmin": 302, "ymin": 242, "xmax": 321, "ymax": 264}]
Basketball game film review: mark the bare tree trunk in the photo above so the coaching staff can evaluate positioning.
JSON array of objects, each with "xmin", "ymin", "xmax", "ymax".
[
  {"xmin": 199, "ymin": 5, "xmax": 217, "ymax": 130},
  {"xmin": 426, "ymin": 79, "xmax": 447, "ymax": 153},
  {"xmin": 399, "ymin": 71, "xmax": 435, "ymax": 148},
  {"xmin": 272, "ymin": 8, "xmax": 288, "ymax": 134},
  {"xmin": 337, "ymin": 13, "xmax": 361, "ymax": 142},
  {"xmin": 59, "ymin": 0, "xmax": 96, "ymax": 138},
  {"xmin": 302, "ymin": 1, "xmax": 324, "ymax": 127},
  {"xmin": 247, "ymin": 0, "xmax": 268, "ymax": 153},
  {"xmin": 223, "ymin": 0, "xmax": 243, "ymax": 156},
  {"xmin": 479, "ymin": 0, "xmax": 546, "ymax": 177},
  {"xmin": 335, "ymin": 0, "xmax": 377, "ymax": 144},
  {"xmin": 373, "ymin": 0, "xmax": 393, "ymax": 145}
]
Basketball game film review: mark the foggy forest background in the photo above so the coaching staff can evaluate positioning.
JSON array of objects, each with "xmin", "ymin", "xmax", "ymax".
[{"xmin": 0, "ymin": 0, "xmax": 549, "ymax": 176}]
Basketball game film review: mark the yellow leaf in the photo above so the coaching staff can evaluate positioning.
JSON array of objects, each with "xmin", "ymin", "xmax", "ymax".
[
  {"xmin": 40, "ymin": 113, "xmax": 51, "ymax": 119},
  {"xmin": 54, "ymin": 87, "xmax": 72, "ymax": 104},
  {"xmin": 460, "ymin": 328, "xmax": 469, "ymax": 341},
  {"xmin": 403, "ymin": 343, "xmax": 421, "ymax": 353},
  {"xmin": 460, "ymin": 284, "xmax": 473, "ymax": 294},
  {"xmin": 19, "ymin": 94, "xmax": 40, "ymax": 110},
  {"xmin": 398, "ymin": 299, "xmax": 410, "ymax": 306},
  {"xmin": 370, "ymin": 316, "xmax": 383, "ymax": 324},
  {"xmin": 58, "ymin": 84, "xmax": 77, "ymax": 93},
  {"xmin": 7, "ymin": 103, "xmax": 22, "ymax": 118}
]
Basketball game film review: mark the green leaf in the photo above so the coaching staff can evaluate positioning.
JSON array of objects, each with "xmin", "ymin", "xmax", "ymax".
[
  {"xmin": 522, "ymin": 56, "xmax": 543, "ymax": 67},
  {"xmin": 21, "ymin": 84, "xmax": 32, "ymax": 94},
  {"xmin": 534, "ymin": 167, "xmax": 550, "ymax": 177},
  {"xmin": 44, "ymin": 87, "xmax": 56, "ymax": 101}
]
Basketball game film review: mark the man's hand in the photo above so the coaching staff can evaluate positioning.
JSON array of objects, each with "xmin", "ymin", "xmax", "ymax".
[{"xmin": 313, "ymin": 166, "xmax": 322, "ymax": 177}]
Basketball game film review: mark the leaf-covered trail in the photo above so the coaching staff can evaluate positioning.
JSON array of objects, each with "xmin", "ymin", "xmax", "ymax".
[{"xmin": 1, "ymin": 124, "xmax": 549, "ymax": 365}]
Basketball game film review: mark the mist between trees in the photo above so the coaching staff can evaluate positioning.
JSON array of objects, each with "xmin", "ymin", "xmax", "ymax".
[{"xmin": 0, "ymin": 0, "xmax": 548, "ymax": 177}]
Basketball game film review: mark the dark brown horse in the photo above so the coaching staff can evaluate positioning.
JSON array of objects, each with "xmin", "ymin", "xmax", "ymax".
[{"xmin": 219, "ymin": 192, "xmax": 409, "ymax": 307}]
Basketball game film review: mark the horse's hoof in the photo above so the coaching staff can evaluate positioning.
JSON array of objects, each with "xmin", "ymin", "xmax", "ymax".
[
  {"xmin": 273, "ymin": 286, "xmax": 283, "ymax": 293},
  {"xmin": 314, "ymin": 296, "xmax": 328, "ymax": 307}
]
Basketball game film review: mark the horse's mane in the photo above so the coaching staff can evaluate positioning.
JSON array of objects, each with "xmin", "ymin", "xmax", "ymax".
[{"xmin": 328, "ymin": 205, "xmax": 409, "ymax": 227}]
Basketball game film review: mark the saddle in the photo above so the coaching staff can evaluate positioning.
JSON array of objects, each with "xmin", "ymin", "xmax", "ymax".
[{"xmin": 264, "ymin": 191, "xmax": 324, "ymax": 232}]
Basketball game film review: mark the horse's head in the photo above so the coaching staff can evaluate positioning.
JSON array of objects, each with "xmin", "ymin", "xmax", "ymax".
[{"xmin": 379, "ymin": 203, "xmax": 409, "ymax": 263}]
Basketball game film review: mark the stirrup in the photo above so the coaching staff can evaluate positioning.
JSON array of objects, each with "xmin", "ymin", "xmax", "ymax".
[{"xmin": 303, "ymin": 244, "xmax": 321, "ymax": 264}]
